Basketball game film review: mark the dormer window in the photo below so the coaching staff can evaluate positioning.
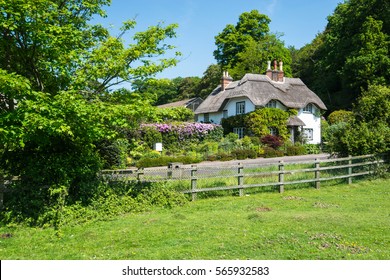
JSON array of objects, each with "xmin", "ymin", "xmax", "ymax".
[
  {"xmin": 303, "ymin": 103, "xmax": 315, "ymax": 113},
  {"xmin": 266, "ymin": 100, "xmax": 277, "ymax": 108}
]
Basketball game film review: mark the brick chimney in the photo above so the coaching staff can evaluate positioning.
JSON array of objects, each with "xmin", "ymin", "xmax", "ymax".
[
  {"xmin": 221, "ymin": 71, "xmax": 233, "ymax": 91},
  {"xmin": 266, "ymin": 60, "xmax": 284, "ymax": 82}
]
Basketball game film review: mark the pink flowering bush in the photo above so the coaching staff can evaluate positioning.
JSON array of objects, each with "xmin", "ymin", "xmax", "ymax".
[{"xmin": 140, "ymin": 122, "xmax": 223, "ymax": 151}]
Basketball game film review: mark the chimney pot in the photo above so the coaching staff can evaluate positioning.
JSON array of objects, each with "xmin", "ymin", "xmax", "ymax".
[{"xmin": 221, "ymin": 71, "xmax": 232, "ymax": 91}]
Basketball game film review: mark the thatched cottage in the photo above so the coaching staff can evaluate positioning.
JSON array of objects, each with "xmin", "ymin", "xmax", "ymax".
[{"xmin": 194, "ymin": 61, "xmax": 327, "ymax": 144}]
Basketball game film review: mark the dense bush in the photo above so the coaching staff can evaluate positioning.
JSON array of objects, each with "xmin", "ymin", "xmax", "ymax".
[
  {"xmin": 285, "ymin": 145, "xmax": 306, "ymax": 156},
  {"xmin": 139, "ymin": 122, "xmax": 223, "ymax": 151},
  {"xmin": 304, "ymin": 144, "xmax": 321, "ymax": 154},
  {"xmin": 261, "ymin": 135, "xmax": 284, "ymax": 149},
  {"xmin": 263, "ymin": 147, "xmax": 284, "ymax": 158},
  {"xmin": 231, "ymin": 148, "xmax": 258, "ymax": 160},
  {"xmin": 328, "ymin": 110, "xmax": 354, "ymax": 125},
  {"xmin": 97, "ymin": 138, "xmax": 129, "ymax": 169},
  {"xmin": 1, "ymin": 179, "xmax": 188, "ymax": 228}
]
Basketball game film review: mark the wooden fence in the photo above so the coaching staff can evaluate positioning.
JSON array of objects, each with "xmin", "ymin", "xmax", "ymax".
[
  {"xmin": 101, "ymin": 154, "xmax": 386, "ymax": 201},
  {"xmin": 0, "ymin": 154, "xmax": 387, "ymax": 208}
]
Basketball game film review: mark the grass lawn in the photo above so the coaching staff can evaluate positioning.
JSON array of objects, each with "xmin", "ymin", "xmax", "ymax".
[{"xmin": 0, "ymin": 178, "xmax": 389, "ymax": 260}]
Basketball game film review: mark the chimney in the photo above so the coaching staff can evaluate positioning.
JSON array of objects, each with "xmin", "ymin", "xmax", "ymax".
[
  {"xmin": 221, "ymin": 71, "xmax": 233, "ymax": 91},
  {"xmin": 266, "ymin": 60, "xmax": 272, "ymax": 79},
  {"xmin": 277, "ymin": 60, "xmax": 284, "ymax": 82},
  {"xmin": 266, "ymin": 59, "xmax": 284, "ymax": 82}
]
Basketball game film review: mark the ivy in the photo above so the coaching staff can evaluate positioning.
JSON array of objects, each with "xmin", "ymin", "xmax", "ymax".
[{"xmin": 221, "ymin": 108, "xmax": 293, "ymax": 140}]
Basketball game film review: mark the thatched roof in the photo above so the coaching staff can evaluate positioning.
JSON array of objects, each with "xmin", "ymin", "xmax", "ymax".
[
  {"xmin": 157, "ymin": 97, "xmax": 203, "ymax": 111},
  {"xmin": 287, "ymin": 115, "xmax": 306, "ymax": 126},
  {"xmin": 195, "ymin": 74, "xmax": 327, "ymax": 114}
]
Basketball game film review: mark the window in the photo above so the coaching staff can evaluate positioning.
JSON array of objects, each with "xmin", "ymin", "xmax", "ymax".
[
  {"xmin": 223, "ymin": 110, "xmax": 228, "ymax": 119},
  {"xmin": 303, "ymin": 103, "xmax": 314, "ymax": 113},
  {"xmin": 269, "ymin": 127, "xmax": 278, "ymax": 136},
  {"xmin": 266, "ymin": 100, "xmax": 277, "ymax": 108},
  {"xmin": 303, "ymin": 128, "xmax": 313, "ymax": 141},
  {"xmin": 204, "ymin": 113, "xmax": 209, "ymax": 123},
  {"xmin": 236, "ymin": 101, "xmax": 245, "ymax": 115},
  {"xmin": 233, "ymin": 127, "xmax": 245, "ymax": 139}
]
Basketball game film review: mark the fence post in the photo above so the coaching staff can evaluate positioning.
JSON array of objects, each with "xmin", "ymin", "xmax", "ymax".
[
  {"xmin": 278, "ymin": 160, "xmax": 284, "ymax": 193},
  {"xmin": 315, "ymin": 158, "xmax": 320, "ymax": 189},
  {"xmin": 137, "ymin": 168, "xmax": 144, "ymax": 182},
  {"xmin": 348, "ymin": 155, "xmax": 353, "ymax": 184},
  {"xmin": 191, "ymin": 165, "xmax": 197, "ymax": 201},
  {"xmin": 167, "ymin": 164, "xmax": 173, "ymax": 179},
  {"xmin": 238, "ymin": 163, "xmax": 244, "ymax": 197}
]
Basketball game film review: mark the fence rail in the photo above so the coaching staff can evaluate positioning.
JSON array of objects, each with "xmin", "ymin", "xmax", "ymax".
[
  {"xmin": 101, "ymin": 154, "xmax": 386, "ymax": 201},
  {"xmin": 0, "ymin": 154, "xmax": 387, "ymax": 208}
]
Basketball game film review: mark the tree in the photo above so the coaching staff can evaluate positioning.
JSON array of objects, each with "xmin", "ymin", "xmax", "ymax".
[
  {"xmin": 0, "ymin": 0, "xmax": 179, "ymax": 223},
  {"xmin": 231, "ymin": 34, "xmax": 292, "ymax": 79},
  {"xmin": 293, "ymin": 0, "xmax": 390, "ymax": 111},
  {"xmin": 196, "ymin": 64, "xmax": 222, "ymax": 99},
  {"xmin": 326, "ymin": 85, "xmax": 390, "ymax": 156},
  {"xmin": 214, "ymin": 10, "xmax": 271, "ymax": 68},
  {"xmin": 213, "ymin": 10, "xmax": 291, "ymax": 79}
]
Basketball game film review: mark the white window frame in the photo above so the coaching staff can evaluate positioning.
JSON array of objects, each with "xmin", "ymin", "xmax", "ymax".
[
  {"xmin": 303, "ymin": 128, "xmax": 314, "ymax": 141},
  {"xmin": 233, "ymin": 127, "xmax": 245, "ymax": 139},
  {"xmin": 266, "ymin": 100, "xmax": 277, "ymax": 108},
  {"xmin": 303, "ymin": 103, "xmax": 314, "ymax": 113},
  {"xmin": 236, "ymin": 101, "xmax": 245, "ymax": 115}
]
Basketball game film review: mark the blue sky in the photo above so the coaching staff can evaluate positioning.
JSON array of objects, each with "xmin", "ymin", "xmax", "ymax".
[{"xmin": 96, "ymin": 0, "xmax": 341, "ymax": 79}]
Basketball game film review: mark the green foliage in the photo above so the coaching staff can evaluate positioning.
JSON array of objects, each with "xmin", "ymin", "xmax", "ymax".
[
  {"xmin": 197, "ymin": 64, "xmax": 222, "ymax": 99},
  {"xmin": 156, "ymin": 107, "xmax": 194, "ymax": 122},
  {"xmin": 245, "ymin": 108, "xmax": 291, "ymax": 140},
  {"xmin": 263, "ymin": 147, "xmax": 284, "ymax": 158},
  {"xmin": 136, "ymin": 155, "xmax": 202, "ymax": 168},
  {"xmin": 0, "ymin": 0, "xmax": 180, "ymax": 227},
  {"xmin": 133, "ymin": 77, "xmax": 201, "ymax": 106},
  {"xmin": 285, "ymin": 145, "xmax": 306, "ymax": 156},
  {"xmin": 231, "ymin": 148, "xmax": 257, "ymax": 160},
  {"xmin": 328, "ymin": 110, "xmax": 354, "ymax": 125},
  {"xmin": 221, "ymin": 115, "xmax": 246, "ymax": 135},
  {"xmin": 214, "ymin": 10, "xmax": 271, "ymax": 68},
  {"xmin": 214, "ymin": 10, "xmax": 291, "ymax": 79},
  {"xmin": 304, "ymin": 144, "xmax": 322, "ymax": 155},
  {"xmin": 325, "ymin": 85, "xmax": 390, "ymax": 156},
  {"xmin": 97, "ymin": 138, "xmax": 129, "ymax": 169},
  {"xmin": 292, "ymin": 0, "xmax": 390, "ymax": 111},
  {"xmin": 1, "ymin": 181, "xmax": 187, "ymax": 228}
]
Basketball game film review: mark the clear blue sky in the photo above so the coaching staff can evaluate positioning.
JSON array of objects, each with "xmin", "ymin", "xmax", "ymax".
[{"xmin": 95, "ymin": 0, "xmax": 341, "ymax": 79}]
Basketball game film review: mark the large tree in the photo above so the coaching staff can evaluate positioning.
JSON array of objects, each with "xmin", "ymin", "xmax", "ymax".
[
  {"xmin": 0, "ymin": 0, "xmax": 179, "ymax": 220},
  {"xmin": 214, "ymin": 10, "xmax": 291, "ymax": 79},
  {"xmin": 292, "ymin": 0, "xmax": 390, "ymax": 111}
]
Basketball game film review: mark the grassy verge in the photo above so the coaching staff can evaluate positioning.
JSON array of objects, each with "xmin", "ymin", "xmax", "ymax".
[{"xmin": 0, "ymin": 178, "xmax": 389, "ymax": 260}]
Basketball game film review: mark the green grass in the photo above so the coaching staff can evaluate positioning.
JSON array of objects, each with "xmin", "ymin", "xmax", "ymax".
[{"xmin": 0, "ymin": 178, "xmax": 389, "ymax": 260}]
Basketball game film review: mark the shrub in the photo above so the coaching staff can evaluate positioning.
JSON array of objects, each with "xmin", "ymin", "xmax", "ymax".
[
  {"xmin": 261, "ymin": 135, "xmax": 283, "ymax": 149},
  {"xmin": 263, "ymin": 147, "xmax": 284, "ymax": 158},
  {"xmin": 136, "ymin": 155, "xmax": 202, "ymax": 168},
  {"xmin": 97, "ymin": 138, "xmax": 129, "ymax": 169},
  {"xmin": 286, "ymin": 145, "xmax": 306, "ymax": 156},
  {"xmin": 216, "ymin": 152, "xmax": 235, "ymax": 161},
  {"xmin": 231, "ymin": 148, "xmax": 257, "ymax": 160},
  {"xmin": 328, "ymin": 110, "xmax": 354, "ymax": 125},
  {"xmin": 304, "ymin": 144, "xmax": 321, "ymax": 154}
]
